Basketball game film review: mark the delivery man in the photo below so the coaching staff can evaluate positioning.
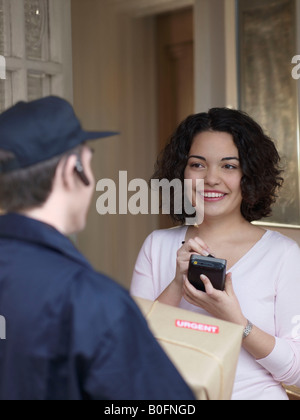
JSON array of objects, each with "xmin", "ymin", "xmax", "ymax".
[{"xmin": 0, "ymin": 96, "xmax": 194, "ymax": 401}]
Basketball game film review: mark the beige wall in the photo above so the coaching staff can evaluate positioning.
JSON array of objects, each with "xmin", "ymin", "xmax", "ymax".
[{"xmin": 71, "ymin": 0, "xmax": 159, "ymax": 288}]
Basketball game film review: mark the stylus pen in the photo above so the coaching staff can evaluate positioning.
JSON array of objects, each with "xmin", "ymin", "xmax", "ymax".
[{"xmin": 182, "ymin": 241, "xmax": 215, "ymax": 258}]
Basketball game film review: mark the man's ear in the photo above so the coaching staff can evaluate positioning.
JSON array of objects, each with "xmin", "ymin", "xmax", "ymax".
[{"xmin": 56, "ymin": 154, "xmax": 78, "ymax": 191}]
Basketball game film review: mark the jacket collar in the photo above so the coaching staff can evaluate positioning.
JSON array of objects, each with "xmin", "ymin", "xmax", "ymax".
[{"xmin": 0, "ymin": 213, "xmax": 93, "ymax": 270}]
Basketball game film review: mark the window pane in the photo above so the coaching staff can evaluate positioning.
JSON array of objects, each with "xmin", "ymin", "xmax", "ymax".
[
  {"xmin": 27, "ymin": 72, "xmax": 43, "ymax": 101},
  {"xmin": 25, "ymin": 0, "xmax": 49, "ymax": 60},
  {"xmin": 0, "ymin": 0, "xmax": 5, "ymax": 55},
  {"xmin": 238, "ymin": 0, "xmax": 299, "ymax": 226},
  {"xmin": 0, "ymin": 0, "xmax": 11, "ymax": 57},
  {"xmin": 27, "ymin": 71, "xmax": 51, "ymax": 101}
]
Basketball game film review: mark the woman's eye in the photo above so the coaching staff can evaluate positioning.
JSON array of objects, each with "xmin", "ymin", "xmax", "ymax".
[
  {"xmin": 224, "ymin": 164, "xmax": 237, "ymax": 170},
  {"xmin": 190, "ymin": 163, "xmax": 205, "ymax": 169}
]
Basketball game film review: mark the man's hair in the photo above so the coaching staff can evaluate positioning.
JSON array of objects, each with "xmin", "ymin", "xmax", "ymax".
[
  {"xmin": 0, "ymin": 147, "xmax": 80, "ymax": 213},
  {"xmin": 152, "ymin": 108, "xmax": 284, "ymax": 224}
]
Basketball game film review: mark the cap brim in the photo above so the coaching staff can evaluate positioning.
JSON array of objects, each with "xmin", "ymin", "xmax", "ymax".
[{"xmin": 83, "ymin": 131, "xmax": 120, "ymax": 141}]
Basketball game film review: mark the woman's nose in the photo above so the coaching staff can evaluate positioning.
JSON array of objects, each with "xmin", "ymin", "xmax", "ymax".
[{"xmin": 204, "ymin": 167, "xmax": 221, "ymax": 187}]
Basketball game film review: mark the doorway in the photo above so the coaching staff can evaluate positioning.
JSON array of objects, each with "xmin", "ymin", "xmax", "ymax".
[{"xmin": 156, "ymin": 7, "xmax": 195, "ymax": 228}]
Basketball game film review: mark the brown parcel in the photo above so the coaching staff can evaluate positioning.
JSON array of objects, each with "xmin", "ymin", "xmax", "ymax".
[{"xmin": 135, "ymin": 298, "xmax": 243, "ymax": 401}]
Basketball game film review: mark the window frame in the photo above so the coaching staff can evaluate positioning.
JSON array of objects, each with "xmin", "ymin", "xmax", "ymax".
[{"xmin": 0, "ymin": 0, "xmax": 73, "ymax": 111}]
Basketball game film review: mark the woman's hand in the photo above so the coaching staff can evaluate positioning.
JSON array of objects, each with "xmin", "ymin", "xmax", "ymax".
[
  {"xmin": 157, "ymin": 237, "xmax": 211, "ymax": 307},
  {"xmin": 183, "ymin": 274, "xmax": 276, "ymax": 359},
  {"xmin": 183, "ymin": 273, "xmax": 247, "ymax": 327},
  {"xmin": 174, "ymin": 238, "xmax": 212, "ymax": 285}
]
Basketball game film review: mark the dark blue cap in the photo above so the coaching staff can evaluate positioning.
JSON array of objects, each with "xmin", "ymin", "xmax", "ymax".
[{"xmin": 0, "ymin": 96, "xmax": 119, "ymax": 173}]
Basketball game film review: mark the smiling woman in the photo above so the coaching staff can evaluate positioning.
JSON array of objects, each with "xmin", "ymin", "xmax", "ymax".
[
  {"xmin": 185, "ymin": 131, "xmax": 244, "ymax": 222},
  {"xmin": 152, "ymin": 108, "xmax": 284, "ymax": 225},
  {"xmin": 131, "ymin": 108, "xmax": 300, "ymax": 401}
]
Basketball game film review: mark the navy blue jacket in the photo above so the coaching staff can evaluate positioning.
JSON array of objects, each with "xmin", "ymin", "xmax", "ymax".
[{"xmin": 0, "ymin": 214, "xmax": 194, "ymax": 401}]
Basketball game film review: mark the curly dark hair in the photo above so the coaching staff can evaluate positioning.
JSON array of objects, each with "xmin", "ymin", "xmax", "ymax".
[{"xmin": 152, "ymin": 108, "xmax": 284, "ymax": 224}]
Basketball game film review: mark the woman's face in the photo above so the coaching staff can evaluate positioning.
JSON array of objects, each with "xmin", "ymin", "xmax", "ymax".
[{"xmin": 184, "ymin": 131, "xmax": 244, "ymax": 221}]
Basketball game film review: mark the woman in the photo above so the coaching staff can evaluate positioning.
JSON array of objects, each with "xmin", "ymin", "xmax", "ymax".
[{"xmin": 131, "ymin": 108, "xmax": 300, "ymax": 400}]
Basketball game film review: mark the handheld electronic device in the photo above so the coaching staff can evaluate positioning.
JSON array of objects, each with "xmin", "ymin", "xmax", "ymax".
[
  {"xmin": 188, "ymin": 254, "xmax": 227, "ymax": 292},
  {"xmin": 74, "ymin": 157, "xmax": 90, "ymax": 186}
]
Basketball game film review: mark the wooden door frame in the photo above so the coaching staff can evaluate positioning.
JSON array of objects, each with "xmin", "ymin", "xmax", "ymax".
[
  {"xmin": 108, "ymin": 0, "xmax": 194, "ymax": 17},
  {"xmin": 109, "ymin": 0, "xmax": 233, "ymax": 111}
]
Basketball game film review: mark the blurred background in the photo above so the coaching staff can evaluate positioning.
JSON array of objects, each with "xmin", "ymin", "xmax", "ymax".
[{"xmin": 1, "ymin": 0, "xmax": 300, "ymax": 292}]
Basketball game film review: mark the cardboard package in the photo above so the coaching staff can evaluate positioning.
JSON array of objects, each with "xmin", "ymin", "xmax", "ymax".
[{"xmin": 135, "ymin": 298, "xmax": 243, "ymax": 400}]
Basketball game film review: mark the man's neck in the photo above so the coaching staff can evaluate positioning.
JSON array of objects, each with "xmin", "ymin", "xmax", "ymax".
[{"xmin": 19, "ymin": 205, "xmax": 69, "ymax": 236}]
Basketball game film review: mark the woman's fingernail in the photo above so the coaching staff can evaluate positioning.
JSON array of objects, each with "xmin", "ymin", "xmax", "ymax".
[{"xmin": 202, "ymin": 250, "xmax": 210, "ymax": 257}]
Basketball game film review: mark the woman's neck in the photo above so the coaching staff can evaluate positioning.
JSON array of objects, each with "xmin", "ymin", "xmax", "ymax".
[{"xmin": 189, "ymin": 212, "xmax": 252, "ymax": 242}]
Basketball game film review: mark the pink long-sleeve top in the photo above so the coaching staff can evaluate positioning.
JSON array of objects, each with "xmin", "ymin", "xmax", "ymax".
[{"xmin": 131, "ymin": 226, "xmax": 300, "ymax": 400}]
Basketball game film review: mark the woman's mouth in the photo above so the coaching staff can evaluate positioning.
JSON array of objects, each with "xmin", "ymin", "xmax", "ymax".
[{"xmin": 201, "ymin": 191, "xmax": 227, "ymax": 202}]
